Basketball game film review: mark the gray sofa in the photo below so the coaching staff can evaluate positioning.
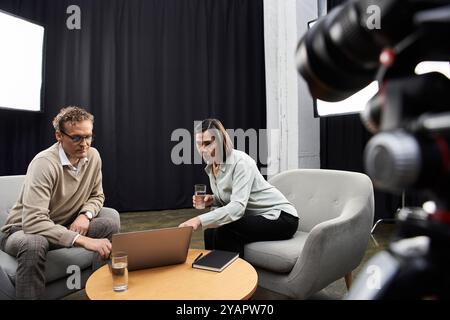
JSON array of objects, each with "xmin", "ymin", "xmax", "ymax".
[{"xmin": 0, "ymin": 175, "xmax": 119, "ymax": 300}]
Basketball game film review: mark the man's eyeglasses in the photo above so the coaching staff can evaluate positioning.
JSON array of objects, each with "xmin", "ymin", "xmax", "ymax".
[{"xmin": 60, "ymin": 129, "xmax": 94, "ymax": 144}]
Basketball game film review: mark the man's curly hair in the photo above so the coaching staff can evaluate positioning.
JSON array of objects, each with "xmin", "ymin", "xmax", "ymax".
[{"xmin": 52, "ymin": 106, "xmax": 94, "ymax": 131}]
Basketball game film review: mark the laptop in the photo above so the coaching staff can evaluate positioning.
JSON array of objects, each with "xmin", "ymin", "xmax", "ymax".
[{"xmin": 112, "ymin": 226, "xmax": 193, "ymax": 271}]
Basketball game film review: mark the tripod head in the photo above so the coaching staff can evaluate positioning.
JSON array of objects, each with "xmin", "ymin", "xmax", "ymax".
[{"xmin": 296, "ymin": 0, "xmax": 450, "ymax": 299}]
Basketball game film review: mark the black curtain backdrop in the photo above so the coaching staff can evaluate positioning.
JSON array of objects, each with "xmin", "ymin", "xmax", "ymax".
[
  {"xmin": 0, "ymin": 0, "xmax": 266, "ymax": 212},
  {"xmin": 322, "ymin": 0, "xmax": 404, "ymax": 220}
]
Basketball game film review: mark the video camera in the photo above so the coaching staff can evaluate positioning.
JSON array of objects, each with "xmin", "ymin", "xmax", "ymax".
[{"xmin": 296, "ymin": 0, "xmax": 450, "ymax": 299}]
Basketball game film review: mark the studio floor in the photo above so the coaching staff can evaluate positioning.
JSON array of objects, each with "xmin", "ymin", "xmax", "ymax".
[{"xmin": 64, "ymin": 208, "xmax": 397, "ymax": 300}]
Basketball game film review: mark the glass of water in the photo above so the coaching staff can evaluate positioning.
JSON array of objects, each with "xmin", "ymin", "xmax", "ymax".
[
  {"xmin": 194, "ymin": 184, "xmax": 207, "ymax": 209},
  {"xmin": 111, "ymin": 251, "xmax": 128, "ymax": 292}
]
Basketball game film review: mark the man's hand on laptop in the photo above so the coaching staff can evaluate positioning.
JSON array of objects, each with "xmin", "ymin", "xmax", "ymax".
[
  {"xmin": 74, "ymin": 236, "xmax": 112, "ymax": 259},
  {"xmin": 69, "ymin": 214, "xmax": 90, "ymax": 236},
  {"xmin": 179, "ymin": 216, "xmax": 201, "ymax": 231}
]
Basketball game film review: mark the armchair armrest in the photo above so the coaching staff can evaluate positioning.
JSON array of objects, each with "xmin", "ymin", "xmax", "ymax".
[{"xmin": 286, "ymin": 196, "xmax": 374, "ymax": 298}]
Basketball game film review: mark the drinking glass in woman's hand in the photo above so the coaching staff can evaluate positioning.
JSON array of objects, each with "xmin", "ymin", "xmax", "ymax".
[
  {"xmin": 194, "ymin": 184, "xmax": 206, "ymax": 209},
  {"xmin": 192, "ymin": 193, "xmax": 214, "ymax": 209}
]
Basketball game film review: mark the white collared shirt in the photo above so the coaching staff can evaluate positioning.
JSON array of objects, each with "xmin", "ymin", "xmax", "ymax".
[
  {"xmin": 198, "ymin": 149, "xmax": 298, "ymax": 228},
  {"xmin": 58, "ymin": 143, "xmax": 92, "ymax": 245},
  {"xmin": 58, "ymin": 143, "xmax": 88, "ymax": 177}
]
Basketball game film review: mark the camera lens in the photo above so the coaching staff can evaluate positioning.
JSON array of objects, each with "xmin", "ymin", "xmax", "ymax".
[
  {"xmin": 296, "ymin": 1, "xmax": 380, "ymax": 101},
  {"xmin": 296, "ymin": 0, "xmax": 415, "ymax": 102}
]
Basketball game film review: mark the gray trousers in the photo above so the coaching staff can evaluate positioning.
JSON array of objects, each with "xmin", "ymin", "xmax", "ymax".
[{"xmin": 0, "ymin": 209, "xmax": 120, "ymax": 300}]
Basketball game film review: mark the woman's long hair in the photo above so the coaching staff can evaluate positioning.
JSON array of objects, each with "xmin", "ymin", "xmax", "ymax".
[{"xmin": 195, "ymin": 119, "xmax": 233, "ymax": 163}]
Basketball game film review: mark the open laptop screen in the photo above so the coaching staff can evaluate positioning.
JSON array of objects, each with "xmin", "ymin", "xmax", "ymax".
[{"xmin": 112, "ymin": 226, "xmax": 193, "ymax": 271}]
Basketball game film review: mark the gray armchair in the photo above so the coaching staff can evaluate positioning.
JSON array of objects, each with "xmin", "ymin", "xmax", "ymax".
[
  {"xmin": 0, "ymin": 175, "xmax": 120, "ymax": 300},
  {"xmin": 244, "ymin": 169, "xmax": 374, "ymax": 299}
]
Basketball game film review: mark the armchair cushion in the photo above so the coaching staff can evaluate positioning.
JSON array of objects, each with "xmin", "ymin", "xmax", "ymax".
[
  {"xmin": 2, "ymin": 246, "xmax": 95, "ymax": 285},
  {"xmin": 245, "ymin": 231, "xmax": 308, "ymax": 273},
  {"xmin": 44, "ymin": 248, "xmax": 95, "ymax": 283},
  {"xmin": 0, "ymin": 250, "xmax": 16, "ymax": 282}
]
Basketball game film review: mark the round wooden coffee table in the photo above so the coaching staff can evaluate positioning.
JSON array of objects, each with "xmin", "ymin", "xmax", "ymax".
[{"xmin": 85, "ymin": 248, "xmax": 258, "ymax": 300}]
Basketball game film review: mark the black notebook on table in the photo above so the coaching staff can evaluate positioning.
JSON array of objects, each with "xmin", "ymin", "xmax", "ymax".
[{"xmin": 192, "ymin": 250, "xmax": 239, "ymax": 272}]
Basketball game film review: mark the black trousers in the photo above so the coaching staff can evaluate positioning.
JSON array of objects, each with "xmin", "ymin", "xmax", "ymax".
[{"xmin": 204, "ymin": 211, "xmax": 298, "ymax": 257}]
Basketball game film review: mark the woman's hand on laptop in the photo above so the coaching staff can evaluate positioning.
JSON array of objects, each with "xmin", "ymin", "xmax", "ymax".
[
  {"xmin": 179, "ymin": 216, "xmax": 201, "ymax": 231},
  {"xmin": 74, "ymin": 236, "xmax": 112, "ymax": 259}
]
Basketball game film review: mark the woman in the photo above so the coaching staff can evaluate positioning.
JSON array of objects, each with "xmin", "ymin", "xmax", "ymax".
[{"xmin": 179, "ymin": 119, "xmax": 299, "ymax": 257}]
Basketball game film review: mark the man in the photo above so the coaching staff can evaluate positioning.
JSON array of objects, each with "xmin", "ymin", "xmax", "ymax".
[{"xmin": 0, "ymin": 106, "xmax": 120, "ymax": 299}]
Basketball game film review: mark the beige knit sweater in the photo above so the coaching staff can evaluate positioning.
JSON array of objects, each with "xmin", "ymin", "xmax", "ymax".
[{"xmin": 1, "ymin": 143, "xmax": 104, "ymax": 247}]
